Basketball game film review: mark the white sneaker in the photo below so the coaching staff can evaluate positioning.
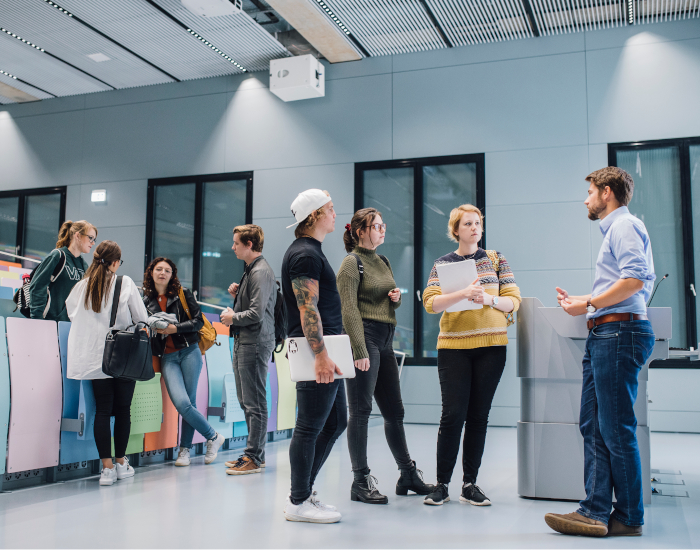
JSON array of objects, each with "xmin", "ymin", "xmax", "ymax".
[
  {"xmin": 284, "ymin": 495, "xmax": 341, "ymax": 523},
  {"xmin": 99, "ymin": 466, "xmax": 117, "ymax": 486},
  {"xmin": 204, "ymin": 433, "xmax": 225, "ymax": 464},
  {"xmin": 311, "ymin": 491, "xmax": 337, "ymax": 512},
  {"xmin": 115, "ymin": 457, "xmax": 135, "ymax": 480},
  {"xmin": 175, "ymin": 447, "xmax": 191, "ymax": 467}
]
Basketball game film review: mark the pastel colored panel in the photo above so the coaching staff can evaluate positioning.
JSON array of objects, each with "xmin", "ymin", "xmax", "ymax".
[
  {"xmin": 0, "ymin": 288, "xmax": 13, "ymax": 300},
  {"xmin": 6, "ymin": 318, "xmax": 62, "ymax": 472},
  {"xmin": 179, "ymin": 357, "xmax": 209, "ymax": 445},
  {"xmin": 0, "ymin": 318, "xmax": 11, "ymax": 474},
  {"xmin": 144, "ymin": 356, "xmax": 179, "ymax": 452},
  {"xmin": 57, "ymin": 322, "xmax": 99, "ymax": 464},
  {"xmin": 0, "ymin": 261, "xmax": 21, "ymax": 268},
  {"xmin": 112, "ymin": 433, "xmax": 144, "ymax": 456},
  {"xmin": 0, "ymin": 279, "xmax": 21, "ymax": 290},
  {"xmin": 213, "ymin": 321, "xmax": 228, "ymax": 336},
  {"xmin": 267, "ymin": 355, "xmax": 278, "ymax": 433},
  {"xmin": 233, "ymin": 421, "xmax": 248, "ymax": 437},
  {"xmin": 130, "ymin": 374, "xmax": 162, "ymax": 434},
  {"xmin": 203, "ymin": 312, "xmax": 219, "ymax": 324},
  {"xmin": 0, "ymin": 272, "xmax": 19, "ymax": 280},
  {"xmin": 221, "ymin": 373, "xmax": 243, "ymax": 423},
  {"xmin": 204, "ymin": 335, "xmax": 234, "ymax": 438},
  {"xmin": 8, "ymin": 267, "xmax": 31, "ymax": 276},
  {"xmin": 274, "ymin": 350, "xmax": 297, "ymax": 431}
]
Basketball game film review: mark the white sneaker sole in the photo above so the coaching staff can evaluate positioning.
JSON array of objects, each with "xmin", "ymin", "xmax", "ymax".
[
  {"xmin": 284, "ymin": 512, "xmax": 341, "ymax": 524},
  {"xmin": 459, "ymin": 496, "xmax": 491, "ymax": 506},
  {"xmin": 424, "ymin": 496, "xmax": 450, "ymax": 506},
  {"xmin": 116, "ymin": 471, "xmax": 134, "ymax": 480},
  {"xmin": 175, "ymin": 461, "xmax": 191, "ymax": 467},
  {"xmin": 99, "ymin": 478, "xmax": 115, "ymax": 486},
  {"xmin": 226, "ymin": 468, "xmax": 261, "ymax": 475}
]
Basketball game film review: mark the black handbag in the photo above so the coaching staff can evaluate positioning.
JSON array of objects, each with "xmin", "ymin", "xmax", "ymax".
[{"xmin": 102, "ymin": 276, "xmax": 155, "ymax": 381}]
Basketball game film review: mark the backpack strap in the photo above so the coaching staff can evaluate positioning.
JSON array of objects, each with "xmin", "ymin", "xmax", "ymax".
[
  {"xmin": 485, "ymin": 250, "xmax": 500, "ymax": 273},
  {"xmin": 50, "ymin": 249, "xmax": 66, "ymax": 282},
  {"xmin": 378, "ymin": 254, "xmax": 390, "ymax": 269},
  {"xmin": 349, "ymin": 253, "xmax": 364, "ymax": 286},
  {"xmin": 109, "ymin": 276, "xmax": 123, "ymax": 329},
  {"xmin": 178, "ymin": 287, "xmax": 192, "ymax": 320}
]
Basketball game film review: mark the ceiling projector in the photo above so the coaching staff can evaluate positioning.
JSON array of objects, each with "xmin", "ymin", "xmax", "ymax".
[{"xmin": 181, "ymin": 0, "xmax": 242, "ymax": 17}]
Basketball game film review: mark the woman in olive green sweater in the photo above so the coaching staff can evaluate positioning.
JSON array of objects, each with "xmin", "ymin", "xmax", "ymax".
[{"xmin": 337, "ymin": 207, "xmax": 434, "ymax": 505}]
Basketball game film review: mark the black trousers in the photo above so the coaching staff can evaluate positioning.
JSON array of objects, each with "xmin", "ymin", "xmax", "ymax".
[
  {"xmin": 346, "ymin": 320, "xmax": 412, "ymax": 478},
  {"xmin": 436, "ymin": 346, "xmax": 506, "ymax": 485},
  {"xmin": 92, "ymin": 378, "xmax": 136, "ymax": 460}
]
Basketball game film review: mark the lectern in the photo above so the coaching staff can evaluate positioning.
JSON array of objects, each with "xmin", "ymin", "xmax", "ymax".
[{"xmin": 517, "ymin": 298, "xmax": 671, "ymax": 504}]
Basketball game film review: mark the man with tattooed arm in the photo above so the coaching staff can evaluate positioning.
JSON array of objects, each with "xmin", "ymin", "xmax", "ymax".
[{"xmin": 281, "ymin": 189, "xmax": 347, "ymax": 524}]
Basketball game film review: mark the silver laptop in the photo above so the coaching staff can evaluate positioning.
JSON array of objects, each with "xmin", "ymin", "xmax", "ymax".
[{"xmin": 286, "ymin": 334, "xmax": 356, "ymax": 382}]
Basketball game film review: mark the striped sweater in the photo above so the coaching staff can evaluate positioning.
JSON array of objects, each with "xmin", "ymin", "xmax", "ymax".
[{"xmin": 422, "ymin": 248, "xmax": 521, "ymax": 350}]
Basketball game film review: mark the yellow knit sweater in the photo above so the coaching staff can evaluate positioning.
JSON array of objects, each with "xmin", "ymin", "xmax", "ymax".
[{"xmin": 422, "ymin": 249, "xmax": 522, "ymax": 350}]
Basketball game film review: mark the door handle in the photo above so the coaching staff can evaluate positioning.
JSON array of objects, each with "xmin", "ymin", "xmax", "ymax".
[
  {"xmin": 691, "ymin": 284, "xmax": 697, "ymax": 297},
  {"xmin": 416, "ymin": 290, "xmax": 421, "ymax": 302}
]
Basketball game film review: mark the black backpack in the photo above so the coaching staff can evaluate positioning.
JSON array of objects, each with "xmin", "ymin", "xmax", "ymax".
[
  {"xmin": 13, "ymin": 249, "xmax": 66, "ymax": 318},
  {"xmin": 273, "ymin": 281, "xmax": 287, "ymax": 353}
]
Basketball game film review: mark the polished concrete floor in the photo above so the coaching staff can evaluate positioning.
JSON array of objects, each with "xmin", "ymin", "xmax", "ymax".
[{"xmin": 0, "ymin": 425, "xmax": 698, "ymax": 548}]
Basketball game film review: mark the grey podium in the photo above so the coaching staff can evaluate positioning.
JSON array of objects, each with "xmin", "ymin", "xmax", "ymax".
[{"xmin": 517, "ymin": 297, "xmax": 671, "ymax": 504}]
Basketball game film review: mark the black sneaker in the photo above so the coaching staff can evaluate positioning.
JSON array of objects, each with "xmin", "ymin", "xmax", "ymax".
[
  {"xmin": 424, "ymin": 483, "xmax": 450, "ymax": 506},
  {"xmin": 459, "ymin": 483, "xmax": 491, "ymax": 506}
]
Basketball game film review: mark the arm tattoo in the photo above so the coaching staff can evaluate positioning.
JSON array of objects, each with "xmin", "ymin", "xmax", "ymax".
[{"xmin": 292, "ymin": 277, "xmax": 325, "ymax": 355}]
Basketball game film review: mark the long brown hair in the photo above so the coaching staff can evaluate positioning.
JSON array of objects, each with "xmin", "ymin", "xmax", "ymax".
[
  {"xmin": 83, "ymin": 241, "xmax": 121, "ymax": 313},
  {"xmin": 344, "ymin": 208, "xmax": 381, "ymax": 253},
  {"xmin": 143, "ymin": 257, "xmax": 181, "ymax": 299},
  {"xmin": 56, "ymin": 220, "xmax": 97, "ymax": 249}
]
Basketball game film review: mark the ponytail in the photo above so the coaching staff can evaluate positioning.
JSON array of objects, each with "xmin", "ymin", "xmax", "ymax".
[
  {"xmin": 344, "ymin": 208, "xmax": 381, "ymax": 253},
  {"xmin": 83, "ymin": 240, "xmax": 121, "ymax": 313},
  {"xmin": 56, "ymin": 220, "xmax": 97, "ymax": 249}
]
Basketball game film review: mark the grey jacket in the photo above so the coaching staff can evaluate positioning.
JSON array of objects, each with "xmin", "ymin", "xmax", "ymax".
[{"xmin": 231, "ymin": 255, "xmax": 276, "ymax": 344}]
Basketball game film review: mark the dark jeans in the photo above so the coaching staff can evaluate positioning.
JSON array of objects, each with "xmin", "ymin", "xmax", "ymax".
[
  {"xmin": 346, "ymin": 320, "xmax": 412, "ymax": 478},
  {"xmin": 577, "ymin": 320, "xmax": 654, "ymax": 527},
  {"xmin": 92, "ymin": 377, "xmax": 136, "ymax": 460},
  {"xmin": 289, "ymin": 378, "xmax": 348, "ymax": 503},
  {"xmin": 436, "ymin": 346, "xmax": 506, "ymax": 485},
  {"xmin": 233, "ymin": 338, "xmax": 275, "ymax": 466}
]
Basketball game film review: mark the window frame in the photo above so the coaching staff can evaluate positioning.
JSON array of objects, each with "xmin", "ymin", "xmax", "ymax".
[
  {"xmin": 0, "ymin": 186, "xmax": 67, "ymax": 260},
  {"xmin": 145, "ymin": 171, "xmax": 253, "ymax": 299},
  {"xmin": 609, "ymin": 136, "xmax": 700, "ymax": 367},
  {"xmin": 355, "ymin": 154, "xmax": 486, "ymax": 366}
]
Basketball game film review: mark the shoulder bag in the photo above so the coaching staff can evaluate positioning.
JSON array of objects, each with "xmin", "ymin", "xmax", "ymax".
[{"xmin": 178, "ymin": 287, "xmax": 217, "ymax": 354}]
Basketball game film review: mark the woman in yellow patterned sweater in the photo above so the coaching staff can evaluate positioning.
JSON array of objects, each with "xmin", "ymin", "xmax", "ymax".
[{"xmin": 422, "ymin": 204, "xmax": 521, "ymax": 508}]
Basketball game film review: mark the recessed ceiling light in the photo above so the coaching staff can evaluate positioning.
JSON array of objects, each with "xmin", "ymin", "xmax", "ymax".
[{"xmin": 87, "ymin": 53, "xmax": 111, "ymax": 62}]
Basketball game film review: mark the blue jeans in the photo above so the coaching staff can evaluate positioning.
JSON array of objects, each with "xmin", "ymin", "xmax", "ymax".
[
  {"xmin": 577, "ymin": 320, "xmax": 654, "ymax": 527},
  {"xmin": 161, "ymin": 345, "xmax": 216, "ymax": 448},
  {"xmin": 289, "ymin": 379, "xmax": 347, "ymax": 503}
]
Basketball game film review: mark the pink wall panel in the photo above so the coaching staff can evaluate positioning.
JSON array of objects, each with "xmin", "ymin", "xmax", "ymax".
[
  {"xmin": 178, "ymin": 358, "xmax": 209, "ymax": 446},
  {"xmin": 6, "ymin": 318, "xmax": 62, "ymax": 472}
]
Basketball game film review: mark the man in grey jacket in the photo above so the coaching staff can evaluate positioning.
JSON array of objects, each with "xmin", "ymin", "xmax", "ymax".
[{"xmin": 220, "ymin": 224, "xmax": 277, "ymax": 475}]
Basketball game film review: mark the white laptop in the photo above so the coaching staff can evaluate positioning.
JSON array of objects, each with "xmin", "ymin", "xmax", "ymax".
[{"xmin": 286, "ymin": 334, "xmax": 356, "ymax": 382}]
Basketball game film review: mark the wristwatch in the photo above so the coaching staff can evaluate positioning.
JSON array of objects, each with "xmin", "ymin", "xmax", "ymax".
[
  {"xmin": 491, "ymin": 295, "xmax": 499, "ymax": 308},
  {"xmin": 586, "ymin": 299, "xmax": 597, "ymax": 314}
]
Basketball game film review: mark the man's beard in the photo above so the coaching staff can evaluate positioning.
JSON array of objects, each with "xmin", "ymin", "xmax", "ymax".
[{"xmin": 587, "ymin": 203, "xmax": 604, "ymax": 221}]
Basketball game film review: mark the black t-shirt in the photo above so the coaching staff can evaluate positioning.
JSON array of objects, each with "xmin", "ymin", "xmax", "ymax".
[{"xmin": 282, "ymin": 237, "xmax": 343, "ymax": 338}]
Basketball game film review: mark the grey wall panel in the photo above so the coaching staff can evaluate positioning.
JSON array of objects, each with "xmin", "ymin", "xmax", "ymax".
[
  {"xmin": 588, "ymin": 143, "xmax": 609, "ymax": 171},
  {"xmin": 253, "ymin": 164, "xmax": 354, "ymax": 220},
  {"xmin": 81, "ymin": 93, "xmax": 227, "ymax": 184},
  {"xmin": 392, "ymin": 52, "xmax": 588, "ymax": 159},
  {"xmin": 78, "ymin": 180, "xmax": 147, "ymax": 229},
  {"xmin": 404, "ymin": 404, "xmax": 441, "ymax": 424},
  {"xmin": 400, "ymin": 365, "xmax": 440, "ymax": 405},
  {"xmin": 93, "ymin": 225, "xmax": 146, "ymax": 285},
  {"xmin": 0, "ymin": 95, "xmax": 85, "ymax": 119},
  {"xmin": 0, "ymin": 110, "xmax": 83, "ymax": 189},
  {"xmin": 587, "ymin": 37, "xmax": 700, "ymax": 145},
  {"xmin": 649, "ymin": 411, "xmax": 700, "ymax": 433},
  {"xmin": 486, "ymin": 202, "xmax": 592, "ymax": 272},
  {"xmin": 223, "ymin": 75, "xmax": 393, "ymax": 173},
  {"xmin": 489, "ymin": 406, "xmax": 519, "ymax": 427},
  {"xmin": 64, "ymin": 184, "xmax": 81, "ymax": 222},
  {"xmin": 485, "ymin": 146, "xmax": 590, "ymax": 207},
  {"xmin": 324, "ymin": 57, "xmax": 392, "ymax": 82},
  {"xmin": 491, "ymin": 340, "xmax": 519, "ymax": 409},
  {"xmin": 515, "ymin": 269, "xmax": 593, "ymax": 307}
]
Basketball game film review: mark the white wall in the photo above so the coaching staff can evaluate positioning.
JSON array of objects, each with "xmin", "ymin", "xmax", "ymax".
[{"xmin": 2, "ymin": 19, "xmax": 700, "ymax": 428}]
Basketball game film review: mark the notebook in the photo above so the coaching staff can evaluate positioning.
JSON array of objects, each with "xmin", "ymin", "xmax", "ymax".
[
  {"xmin": 286, "ymin": 334, "xmax": 356, "ymax": 382},
  {"xmin": 435, "ymin": 259, "xmax": 483, "ymax": 313}
]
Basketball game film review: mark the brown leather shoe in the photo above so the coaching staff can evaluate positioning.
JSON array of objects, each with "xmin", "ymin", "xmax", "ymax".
[
  {"xmin": 545, "ymin": 512, "xmax": 608, "ymax": 537},
  {"xmin": 607, "ymin": 515, "xmax": 643, "ymax": 536},
  {"xmin": 225, "ymin": 456, "xmax": 262, "ymax": 475}
]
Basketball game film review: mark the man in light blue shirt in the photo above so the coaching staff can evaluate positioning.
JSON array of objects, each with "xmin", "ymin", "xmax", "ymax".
[{"xmin": 545, "ymin": 167, "xmax": 656, "ymax": 538}]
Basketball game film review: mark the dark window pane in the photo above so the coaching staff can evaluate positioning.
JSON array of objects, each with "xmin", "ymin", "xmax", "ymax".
[
  {"xmin": 363, "ymin": 167, "xmax": 414, "ymax": 356},
  {"xmin": 617, "ymin": 147, "xmax": 685, "ymax": 348},
  {"xmin": 691, "ymin": 145, "xmax": 700, "ymax": 346},
  {"xmin": 422, "ymin": 163, "xmax": 478, "ymax": 358},
  {"xmin": 0, "ymin": 197, "xmax": 19, "ymax": 259},
  {"xmin": 23, "ymin": 194, "xmax": 61, "ymax": 268},
  {"xmin": 153, "ymin": 184, "xmax": 196, "ymax": 289},
  {"xmin": 200, "ymin": 180, "xmax": 247, "ymax": 307}
]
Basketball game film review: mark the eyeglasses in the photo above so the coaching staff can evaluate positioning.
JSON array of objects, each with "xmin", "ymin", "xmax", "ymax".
[
  {"xmin": 118, "ymin": 259, "xmax": 124, "ymax": 266},
  {"xmin": 366, "ymin": 223, "xmax": 387, "ymax": 233},
  {"xmin": 83, "ymin": 234, "xmax": 97, "ymax": 244}
]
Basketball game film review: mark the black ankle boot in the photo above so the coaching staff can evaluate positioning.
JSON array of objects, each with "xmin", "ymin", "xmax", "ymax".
[
  {"xmin": 351, "ymin": 474, "xmax": 389, "ymax": 504},
  {"xmin": 396, "ymin": 461, "xmax": 436, "ymax": 496}
]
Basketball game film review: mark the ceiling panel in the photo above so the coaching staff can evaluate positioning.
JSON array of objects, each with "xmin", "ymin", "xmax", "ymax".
[
  {"xmin": 320, "ymin": 0, "xmax": 446, "ymax": 56},
  {"xmin": 0, "ymin": 32, "xmax": 110, "ymax": 96},
  {"xmin": 0, "ymin": 73, "xmax": 54, "ymax": 104},
  {"xmin": 633, "ymin": 0, "xmax": 700, "ymax": 24}
]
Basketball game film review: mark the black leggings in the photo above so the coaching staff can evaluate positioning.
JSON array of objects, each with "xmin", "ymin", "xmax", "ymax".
[
  {"xmin": 436, "ymin": 346, "xmax": 506, "ymax": 485},
  {"xmin": 92, "ymin": 378, "xmax": 136, "ymax": 460}
]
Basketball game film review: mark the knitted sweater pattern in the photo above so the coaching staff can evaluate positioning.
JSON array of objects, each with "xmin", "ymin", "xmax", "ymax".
[
  {"xmin": 336, "ymin": 247, "xmax": 401, "ymax": 360},
  {"xmin": 422, "ymin": 249, "xmax": 521, "ymax": 350}
]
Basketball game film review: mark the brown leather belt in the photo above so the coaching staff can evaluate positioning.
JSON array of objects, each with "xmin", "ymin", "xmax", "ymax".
[{"xmin": 587, "ymin": 313, "xmax": 648, "ymax": 330}]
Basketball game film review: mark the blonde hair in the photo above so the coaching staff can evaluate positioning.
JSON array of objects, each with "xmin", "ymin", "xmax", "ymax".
[
  {"xmin": 447, "ymin": 204, "xmax": 483, "ymax": 243},
  {"xmin": 294, "ymin": 190, "xmax": 330, "ymax": 239},
  {"xmin": 56, "ymin": 220, "xmax": 97, "ymax": 249}
]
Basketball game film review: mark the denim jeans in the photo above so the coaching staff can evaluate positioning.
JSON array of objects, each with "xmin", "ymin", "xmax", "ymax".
[
  {"xmin": 346, "ymin": 321, "xmax": 412, "ymax": 478},
  {"xmin": 233, "ymin": 338, "xmax": 275, "ymax": 466},
  {"xmin": 436, "ymin": 346, "xmax": 506, "ymax": 485},
  {"xmin": 577, "ymin": 320, "xmax": 654, "ymax": 527},
  {"xmin": 161, "ymin": 344, "xmax": 216, "ymax": 448},
  {"xmin": 289, "ymin": 378, "xmax": 348, "ymax": 503}
]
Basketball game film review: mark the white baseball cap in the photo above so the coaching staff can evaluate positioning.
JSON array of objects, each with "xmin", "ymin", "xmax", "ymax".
[{"xmin": 286, "ymin": 189, "xmax": 332, "ymax": 229}]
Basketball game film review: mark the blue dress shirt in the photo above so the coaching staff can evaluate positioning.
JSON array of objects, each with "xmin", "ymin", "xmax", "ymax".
[{"xmin": 589, "ymin": 206, "xmax": 656, "ymax": 320}]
